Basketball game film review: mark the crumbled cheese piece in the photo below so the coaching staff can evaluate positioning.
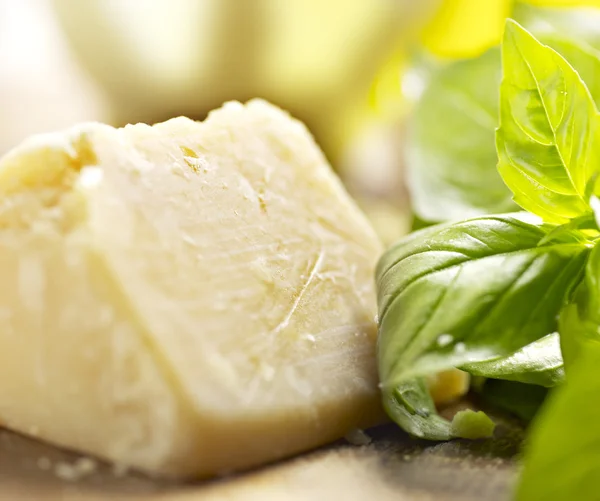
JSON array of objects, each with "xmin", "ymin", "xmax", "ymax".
[{"xmin": 344, "ymin": 428, "xmax": 372, "ymax": 446}]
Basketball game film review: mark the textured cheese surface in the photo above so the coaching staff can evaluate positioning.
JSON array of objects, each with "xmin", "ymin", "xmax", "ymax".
[{"xmin": 0, "ymin": 100, "xmax": 383, "ymax": 478}]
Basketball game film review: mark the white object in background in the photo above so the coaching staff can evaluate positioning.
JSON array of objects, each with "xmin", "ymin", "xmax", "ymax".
[
  {"xmin": 0, "ymin": 0, "xmax": 108, "ymax": 154},
  {"xmin": 51, "ymin": 0, "xmax": 437, "ymax": 157}
]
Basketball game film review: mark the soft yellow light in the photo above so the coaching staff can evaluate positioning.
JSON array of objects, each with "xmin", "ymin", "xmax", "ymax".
[
  {"xmin": 367, "ymin": 49, "xmax": 408, "ymax": 119},
  {"xmin": 421, "ymin": 0, "xmax": 512, "ymax": 59}
]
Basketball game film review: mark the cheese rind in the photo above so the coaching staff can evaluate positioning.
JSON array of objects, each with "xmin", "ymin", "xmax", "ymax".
[{"xmin": 0, "ymin": 100, "xmax": 383, "ymax": 477}]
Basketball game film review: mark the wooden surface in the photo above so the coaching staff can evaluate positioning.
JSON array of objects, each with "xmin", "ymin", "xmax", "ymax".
[{"xmin": 0, "ymin": 416, "xmax": 520, "ymax": 501}]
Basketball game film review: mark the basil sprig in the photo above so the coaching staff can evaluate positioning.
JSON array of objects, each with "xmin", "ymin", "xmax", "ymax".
[
  {"xmin": 407, "ymin": 6, "xmax": 600, "ymax": 225},
  {"xmin": 378, "ymin": 21, "xmax": 600, "ymax": 443}
]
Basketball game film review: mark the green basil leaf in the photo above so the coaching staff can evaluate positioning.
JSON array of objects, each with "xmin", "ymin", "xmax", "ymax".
[
  {"xmin": 537, "ymin": 34, "xmax": 600, "ymax": 107},
  {"xmin": 517, "ymin": 243, "xmax": 600, "ymax": 500},
  {"xmin": 477, "ymin": 379, "xmax": 548, "ymax": 422},
  {"xmin": 411, "ymin": 213, "xmax": 437, "ymax": 232},
  {"xmin": 558, "ymin": 243, "xmax": 600, "ymax": 369},
  {"xmin": 408, "ymin": 13, "xmax": 600, "ymax": 224},
  {"xmin": 516, "ymin": 344, "xmax": 600, "ymax": 500},
  {"xmin": 377, "ymin": 213, "xmax": 587, "ymax": 383},
  {"xmin": 496, "ymin": 20, "xmax": 600, "ymax": 224},
  {"xmin": 383, "ymin": 380, "xmax": 496, "ymax": 440},
  {"xmin": 461, "ymin": 332, "xmax": 564, "ymax": 387},
  {"xmin": 407, "ymin": 47, "xmax": 516, "ymax": 222},
  {"xmin": 377, "ymin": 214, "xmax": 589, "ymax": 439},
  {"xmin": 537, "ymin": 213, "xmax": 599, "ymax": 246},
  {"xmin": 514, "ymin": 3, "xmax": 600, "ymax": 55},
  {"xmin": 514, "ymin": 4, "xmax": 600, "ymax": 106},
  {"xmin": 383, "ymin": 379, "xmax": 453, "ymax": 440}
]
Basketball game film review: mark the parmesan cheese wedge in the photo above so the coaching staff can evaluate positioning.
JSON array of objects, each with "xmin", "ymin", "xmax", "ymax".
[{"xmin": 0, "ymin": 100, "xmax": 383, "ymax": 478}]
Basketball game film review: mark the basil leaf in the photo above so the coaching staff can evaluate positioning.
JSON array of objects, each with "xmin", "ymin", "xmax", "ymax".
[
  {"xmin": 515, "ymin": 4, "xmax": 600, "ymax": 109},
  {"xmin": 383, "ymin": 380, "xmax": 496, "ymax": 441},
  {"xmin": 383, "ymin": 379, "xmax": 453, "ymax": 440},
  {"xmin": 408, "ymin": 14, "xmax": 600, "ymax": 224},
  {"xmin": 407, "ymin": 47, "xmax": 516, "ymax": 222},
  {"xmin": 496, "ymin": 20, "xmax": 600, "ymax": 224},
  {"xmin": 377, "ymin": 214, "xmax": 588, "ymax": 439},
  {"xmin": 477, "ymin": 379, "xmax": 548, "ymax": 422},
  {"xmin": 461, "ymin": 332, "xmax": 564, "ymax": 387},
  {"xmin": 517, "ymin": 244, "xmax": 600, "ymax": 499},
  {"xmin": 516, "ymin": 345, "xmax": 600, "ymax": 500},
  {"xmin": 537, "ymin": 212, "xmax": 599, "ymax": 246},
  {"xmin": 411, "ymin": 213, "xmax": 437, "ymax": 232},
  {"xmin": 559, "ymin": 243, "xmax": 600, "ymax": 369},
  {"xmin": 514, "ymin": 3, "xmax": 600, "ymax": 55},
  {"xmin": 378, "ymin": 213, "xmax": 587, "ymax": 383},
  {"xmin": 538, "ymin": 35, "xmax": 600, "ymax": 107}
]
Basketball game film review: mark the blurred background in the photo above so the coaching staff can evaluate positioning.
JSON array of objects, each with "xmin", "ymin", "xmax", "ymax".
[{"xmin": 1, "ymin": 0, "xmax": 600, "ymax": 244}]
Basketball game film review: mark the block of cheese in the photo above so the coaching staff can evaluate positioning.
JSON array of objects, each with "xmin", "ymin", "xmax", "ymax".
[{"xmin": 0, "ymin": 100, "xmax": 384, "ymax": 478}]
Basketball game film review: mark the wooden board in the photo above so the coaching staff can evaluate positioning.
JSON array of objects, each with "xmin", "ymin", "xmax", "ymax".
[{"xmin": 0, "ymin": 417, "xmax": 520, "ymax": 501}]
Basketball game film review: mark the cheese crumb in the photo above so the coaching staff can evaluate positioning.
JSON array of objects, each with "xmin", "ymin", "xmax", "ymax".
[
  {"xmin": 344, "ymin": 428, "xmax": 372, "ymax": 446},
  {"xmin": 54, "ymin": 457, "xmax": 97, "ymax": 481}
]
